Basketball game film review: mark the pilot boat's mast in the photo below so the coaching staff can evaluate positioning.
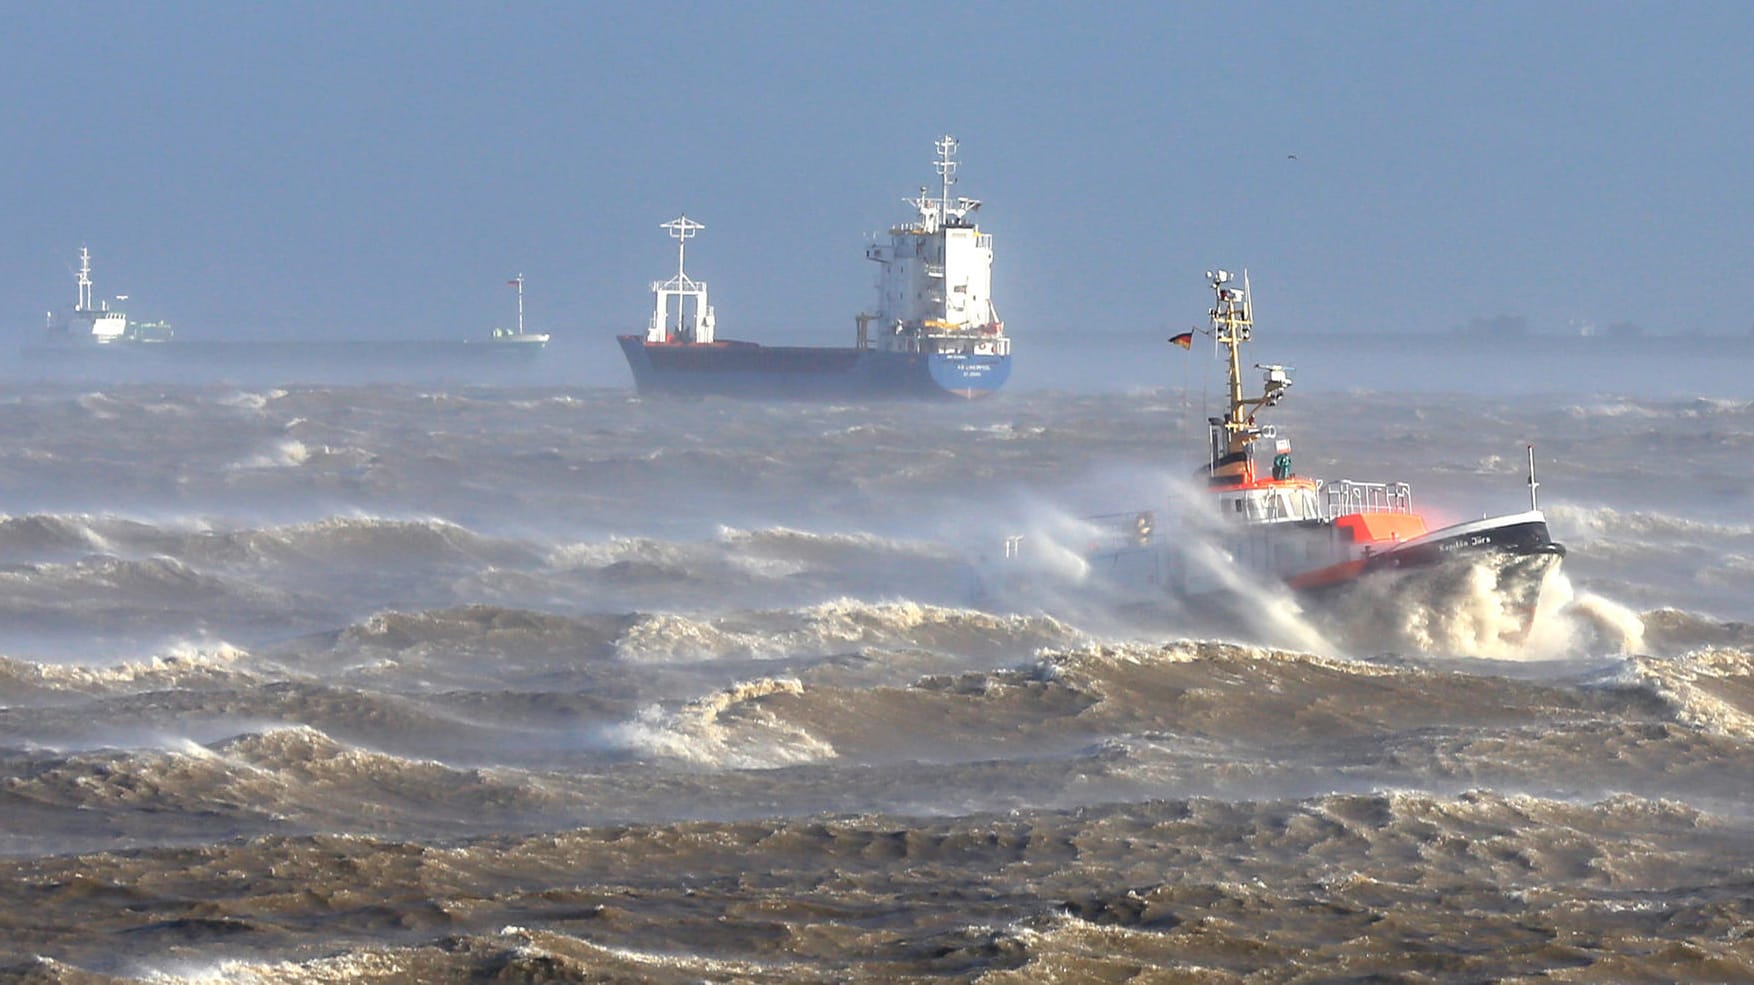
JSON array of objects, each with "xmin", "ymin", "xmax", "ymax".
[{"xmin": 1206, "ymin": 269, "xmax": 1291, "ymax": 484}]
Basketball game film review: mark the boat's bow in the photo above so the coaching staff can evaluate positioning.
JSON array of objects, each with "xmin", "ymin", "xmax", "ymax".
[{"xmin": 1370, "ymin": 509, "xmax": 1564, "ymax": 571}]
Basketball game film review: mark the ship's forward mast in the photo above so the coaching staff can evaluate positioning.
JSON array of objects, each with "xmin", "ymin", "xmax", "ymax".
[
  {"xmin": 1206, "ymin": 269, "xmax": 1292, "ymax": 485},
  {"xmin": 647, "ymin": 214, "xmax": 715, "ymax": 344},
  {"xmin": 75, "ymin": 247, "xmax": 96, "ymax": 312},
  {"xmin": 496, "ymin": 273, "xmax": 527, "ymax": 338}
]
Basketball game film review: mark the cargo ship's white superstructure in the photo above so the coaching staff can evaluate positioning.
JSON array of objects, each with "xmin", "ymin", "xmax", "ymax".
[{"xmin": 861, "ymin": 136, "xmax": 1008, "ymax": 360}]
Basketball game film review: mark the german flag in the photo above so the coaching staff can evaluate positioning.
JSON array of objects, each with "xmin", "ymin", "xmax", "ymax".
[{"xmin": 1169, "ymin": 331, "xmax": 1194, "ymax": 349}]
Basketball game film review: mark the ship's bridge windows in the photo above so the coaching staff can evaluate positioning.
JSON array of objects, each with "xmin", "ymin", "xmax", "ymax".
[{"xmin": 1220, "ymin": 485, "xmax": 1322, "ymax": 523}]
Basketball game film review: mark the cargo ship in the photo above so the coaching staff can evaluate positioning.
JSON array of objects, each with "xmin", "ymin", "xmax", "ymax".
[
  {"xmin": 25, "ymin": 250, "xmax": 548, "ymax": 375},
  {"xmin": 617, "ymin": 136, "xmax": 1011, "ymax": 399},
  {"xmin": 982, "ymin": 269, "xmax": 1565, "ymax": 643}
]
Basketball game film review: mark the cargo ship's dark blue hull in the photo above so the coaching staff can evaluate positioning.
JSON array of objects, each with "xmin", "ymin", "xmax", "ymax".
[{"xmin": 617, "ymin": 335, "xmax": 1010, "ymax": 399}]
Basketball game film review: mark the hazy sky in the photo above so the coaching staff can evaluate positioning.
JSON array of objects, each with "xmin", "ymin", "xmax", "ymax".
[{"xmin": 3, "ymin": 1, "xmax": 1750, "ymax": 345}]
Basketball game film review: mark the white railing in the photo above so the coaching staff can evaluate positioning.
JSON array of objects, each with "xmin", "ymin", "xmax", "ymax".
[
  {"xmin": 1323, "ymin": 479, "xmax": 1414, "ymax": 517},
  {"xmin": 924, "ymin": 334, "xmax": 1011, "ymax": 356}
]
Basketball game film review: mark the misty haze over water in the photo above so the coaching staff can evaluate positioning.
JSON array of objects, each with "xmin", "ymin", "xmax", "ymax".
[{"xmin": 9, "ymin": 330, "xmax": 1751, "ymax": 398}]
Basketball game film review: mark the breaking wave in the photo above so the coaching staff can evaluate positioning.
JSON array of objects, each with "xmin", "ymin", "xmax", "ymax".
[
  {"xmin": 0, "ymin": 513, "xmax": 118, "ymax": 555},
  {"xmin": 1547, "ymin": 503, "xmax": 1754, "ymax": 544},
  {"xmin": 613, "ymin": 599, "xmax": 1081, "ymax": 664},
  {"xmin": 613, "ymin": 677, "xmax": 832, "ymax": 768},
  {"xmin": 1621, "ymin": 648, "xmax": 1754, "ymax": 739},
  {"xmin": 0, "ymin": 640, "xmax": 253, "ymax": 698}
]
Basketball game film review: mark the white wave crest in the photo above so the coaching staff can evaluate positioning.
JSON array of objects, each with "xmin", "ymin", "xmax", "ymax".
[
  {"xmin": 1624, "ymin": 648, "xmax": 1754, "ymax": 739},
  {"xmin": 2, "ymin": 640, "xmax": 253, "ymax": 693},
  {"xmin": 547, "ymin": 535, "xmax": 694, "ymax": 570},
  {"xmin": 614, "ymin": 599, "xmax": 1077, "ymax": 664},
  {"xmin": 1039, "ymin": 638, "xmax": 1403, "ymax": 685},
  {"xmin": 0, "ymin": 512, "xmax": 116, "ymax": 554},
  {"xmin": 230, "ymin": 439, "xmax": 310, "ymax": 469},
  {"xmin": 1562, "ymin": 400, "xmax": 1664, "ymax": 420},
  {"xmin": 135, "ymin": 948, "xmax": 412, "ymax": 983},
  {"xmin": 1545, "ymin": 504, "xmax": 1754, "ymax": 545},
  {"xmin": 214, "ymin": 388, "xmax": 289, "ymax": 412},
  {"xmin": 613, "ymin": 612, "xmax": 768, "ymax": 663},
  {"xmin": 612, "ymin": 677, "xmax": 834, "ymax": 768}
]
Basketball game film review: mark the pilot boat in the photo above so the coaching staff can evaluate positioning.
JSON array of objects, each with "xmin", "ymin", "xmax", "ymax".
[{"xmin": 989, "ymin": 269, "xmax": 1565, "ymax": 642}]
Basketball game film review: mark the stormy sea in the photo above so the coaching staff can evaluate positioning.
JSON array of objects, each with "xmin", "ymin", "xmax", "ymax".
[{"xmin": 0, "ymin": 344, "xmax": 1750, "ymax": 982}]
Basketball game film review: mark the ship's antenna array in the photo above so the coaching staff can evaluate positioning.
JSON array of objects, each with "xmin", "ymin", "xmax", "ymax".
[
  {"xmin": 77, "ymin": 246, "xmax": 94, "ymax": 312},
  {"xmin": 1201, "ymin": 267, "xmax": 1294, "ymax": 482},
  {"xmin": 934, "ymin": 135, "xmax": 959, "ymax": 220},
  {"xmin": 1208, "ymin": 268, "xmax": 1253, "ymax": 438}
]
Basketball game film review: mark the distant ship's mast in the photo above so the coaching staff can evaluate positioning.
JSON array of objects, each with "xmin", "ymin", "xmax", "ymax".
[
  {"xmin": 509, "ymin": 273, "xmax": 525, "ymax": 336},
  {"xmin": 53, "ymin": 247, "xmax": 132, "ymax": 343},
  {"xmin": 903, "ymin": 135, "xmax": 981, "ymax": 232},
  {"xmin": 76, "ymin": 247, "xmax": 95, "ymax": 312},
  {"xmin": 935, "ymin": 135, "xmax": 958, "ymax": 226}
]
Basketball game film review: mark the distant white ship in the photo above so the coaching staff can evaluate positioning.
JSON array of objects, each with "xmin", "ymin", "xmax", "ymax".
[
  {"xmin": 43, "ymin": 247, "xmax": 171, "ymax": 345},
  {"xmin": 489, "ymin": 273, "xmax": 551, "ymax": 348},
  {"xmin": 27, "ymin": 251, "xmax": 548, "ymax": 371}
]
